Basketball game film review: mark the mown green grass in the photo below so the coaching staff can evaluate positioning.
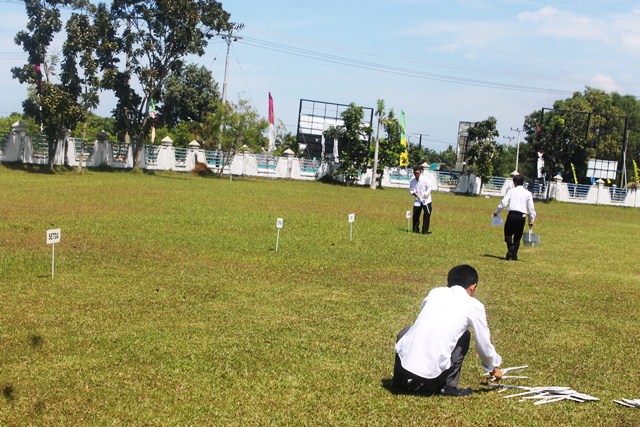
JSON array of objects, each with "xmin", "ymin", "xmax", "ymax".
[{"xmin": 1, "ymin": 165, "xmax": 639, "ymax": 426}]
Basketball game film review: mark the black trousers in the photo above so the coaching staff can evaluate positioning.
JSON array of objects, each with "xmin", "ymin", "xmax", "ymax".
[
  {"xmin": 393, "ymin": 325, "xmax": 470, "ymax": 392},
  {"xmin": 504, "ymin": 211, "xmax": 526, "ymax": 255},
  {"xmin": 412, "ymin": 203, "xmax": 432, "ymax": 233}
]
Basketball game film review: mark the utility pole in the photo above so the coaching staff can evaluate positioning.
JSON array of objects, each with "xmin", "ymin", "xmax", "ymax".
[
  {"xmin": 511, "ymin": 128, "xmax": 522, "ymax": 173},
  {"xmin": 220, "ymin": 23, "xmax": 244, "ymax": 105},
  {"xmin": 412, "ymin": 133, "xmax": 430, "ymax": 152}
]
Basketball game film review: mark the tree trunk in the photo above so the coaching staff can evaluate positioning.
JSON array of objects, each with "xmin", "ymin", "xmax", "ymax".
[{"xmin": 47, "ymin": 139, "xmax": 58, "ymax": 170}]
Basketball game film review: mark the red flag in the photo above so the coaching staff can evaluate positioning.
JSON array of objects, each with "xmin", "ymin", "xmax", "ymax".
[
  {"xmin": 268, "ymin": 92, "xmax": 275, "ymax": 125},
  {"xmin": 268, "ymin": 92, "xmax": 275, "ymax": 151}
]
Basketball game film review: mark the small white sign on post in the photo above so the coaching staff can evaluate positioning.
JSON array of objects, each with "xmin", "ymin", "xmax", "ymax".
[
  {"xmin": 348, "ymin": 213, "xmax": 355, "ymax": 241},
  {"xmin": 406, "ymin": 210, "xmax": 412, "ymax": 233},
  {"xmin": 46, "ymin": 228, "xmax": 61, "ymax": 280},
  {"xmin": 275, "ymin": 218, "xmax": 283, "ymax": 252}
]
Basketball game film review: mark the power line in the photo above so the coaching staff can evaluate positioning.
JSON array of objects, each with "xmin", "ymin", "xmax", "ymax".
[
  {"xmin": 249, "ymin": 29, "xmax": 597, "ymax": 88},
  {"xmin": 240, "ymin": 36, "xmax": 574, "ymax": 96}
]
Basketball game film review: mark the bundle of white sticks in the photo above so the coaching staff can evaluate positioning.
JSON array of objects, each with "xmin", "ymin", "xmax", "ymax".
[
  {"xmin": 484, "ymin": 366, "xmax": 599, "ymax": 405},
  {"xmin": 489, "ymin": 384, "xmax": 599, "ymax": 405},
  {"xmin": 613, "ymin": 398, "xmax": 640, "ymax": 408}
]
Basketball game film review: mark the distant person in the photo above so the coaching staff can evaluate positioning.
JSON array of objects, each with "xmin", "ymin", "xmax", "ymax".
[
  {"xmin": 493, "ymin": 174, "xmax": 536, "ymax": 261},
  {"xmin": 408, "ymin": 166, "xmax": 432, "ymax": 234},
  {"xmin": 393, "ymin": 265, "xmax": 503, "ymax": 396}
]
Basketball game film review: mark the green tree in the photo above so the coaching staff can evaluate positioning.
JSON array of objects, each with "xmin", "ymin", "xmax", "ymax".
[
  {"xmin": 374, "ymin": 109, "xmax": 406, "ymax": 187},
  {"xmin": 436, "ymin": 146, "xmax": 457, "ymax": 170},
  {"xmin": 158, "ymin": 63, "xmax": 220, "ymax": 128},
  {"xmin": 492, "ymin": 144, "xmax": 516, "ymax": 177},
  {"xmin": 62, "ymin": 7, "xmax": 101, "ymax": 140},
  {"xmin": 0, "ymin": 113, "xmax": 39, "ymax": 136},
  {"xmin": 154, "ymin": 121, "xmax": 197, "ymax": 147},
  {"xmin": 70, "ymin": 112, "xmax": 116, "ymax": 140},
  {"xmin": 465, "ymin": 116, "xmax": 499, "ymax": 182},
  {"xmin": 612, "ymin": 93, "xmax": 640, "ymax": 172},
  {"xmin": 12, "ymin": 0, "xmax": 91, "ymax": 168},
  {"xmin": 196, "ymin": 99, "xmax": 268, "ymax": 178},
  {"xmin": 523, "ymin": 88, "xmax": 639, "ymax": 186},
  {"xmin": 273, "ymin": 119, "xmax": 298, "ymax": 156},
  {"xmin": 408, "ymin": 145, "xmax": 436, "ymax": 168},
  {"xmin": 323, "ymin": 102, "xmax": 373, "ymax": 184},
  {"xmin": 95, "ymin": 0, "xmax": 232, "ymax": 169}
]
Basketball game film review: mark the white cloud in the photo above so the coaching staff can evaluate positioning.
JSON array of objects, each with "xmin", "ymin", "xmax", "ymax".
[
  {"xmin": 612, "ymin": 8, "xmax": 640, "ymax": 54},
  {"xmin": 518, "ymin": 6, "xmax": 611, "ymax": 43},
  {"xmin": 587, "ymin": 73, "xmax": 620, "ymax": 92},
  {"xmin": 620, "ymin": 33, "xmax": 640, "ymax": 52},
  {"xmin": 409, "ymin": 21, "xmax": 507, "ymax": 52}
]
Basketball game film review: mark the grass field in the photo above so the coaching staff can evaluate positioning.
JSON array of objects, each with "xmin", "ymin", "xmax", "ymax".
[{"xmin": 1, "ymin": 165, "xmax": 639, "ymax": 426}]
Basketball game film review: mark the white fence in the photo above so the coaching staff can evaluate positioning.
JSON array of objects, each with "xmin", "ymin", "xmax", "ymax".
[{"xmin": 1, "ymin": 122, "xmax": 638, "ymax": 208}]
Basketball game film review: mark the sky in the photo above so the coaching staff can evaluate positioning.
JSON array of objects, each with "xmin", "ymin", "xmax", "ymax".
[{"xmin": 1, "ymin": 0, "xmax": 640, "ymax": 152}]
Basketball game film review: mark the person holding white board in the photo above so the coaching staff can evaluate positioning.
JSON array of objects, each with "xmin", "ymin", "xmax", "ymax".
[
  {"xmin": 493, "ymin": 174, "xmax": 536, "ymax": 261},
  {"xmin": 408, "ymin": 165, "xmax": 432, "ymax": 234}
]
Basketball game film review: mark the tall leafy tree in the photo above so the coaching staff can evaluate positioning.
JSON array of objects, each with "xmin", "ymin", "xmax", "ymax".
[
  {"xmin": 523, "ymin": 88, "xmax": 637, "ymax": 185},
  {"xmin": 273, "ymin": 119, "xmax": 298, "ymax": 156},
  {"xmin": 435, "ymin": 146, "xmax": 457, "ymax": 170},
  {"xmin": 95, "ymin": 0, "xmax": 232, "ymax": 168},
  {"xmin": 196, "ymin": 99, "xmax": 268, "ymax": 178},
  {"xmin": 158, "ymin": 63, "xmax": 220, "ymax": 128},
  {"xmin": 12, "ymin": 0, "xmax": 91, "ymax": 168},
  {"xmin": 373, "ymin": 109, "xmax": 406, "ymax": 187},
  {"xmin": 465, "ymin": 116, "xmax": 499, "ymax": 182},
  {"xmin": 323, "ymin": 102, "xmax": 373, "ymax": 184}
]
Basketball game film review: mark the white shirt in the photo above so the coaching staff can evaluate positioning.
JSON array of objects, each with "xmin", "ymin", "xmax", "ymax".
[
  {"xmin": 409, "ymin": 175, "xmax": 432, "ymax": 206},
  {"xmin": 495, "ymin": 185, "xmax": 536, "ymax": 223},
  {"xmin": 395, "ymin": 286, "xmax": 502, "ymax": 379}
]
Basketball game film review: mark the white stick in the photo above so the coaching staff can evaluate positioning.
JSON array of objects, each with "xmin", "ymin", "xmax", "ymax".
[
  {"xmin": 276, "ymin": 229, "xmax": 280, "ymax": 252},
  {"xmin": 534, "ymin": 397, "xmax": 566, "ymax": 405},
  {"xmin": 51, "ymin": 242, "xmax": 55, "ymax": 280}
]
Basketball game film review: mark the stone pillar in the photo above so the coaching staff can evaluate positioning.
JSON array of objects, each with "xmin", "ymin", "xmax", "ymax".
[
  {"xmin": 186, "ymin": 140, "xmax": 201, "ymax": 170},
  {"xmin": 157, "ymin": 136, "xmax": 175, "ymax": 170},
  {"xmin": 551, "ymin": 174, "xmax": 563, "ymax": 199},
  {"xmin": 595, "ymin": 178, "xmax": 605, "ymax": 205},
  {"xmin": 4, "ymin": 121, "xmax": 27, "ymax": 162}
]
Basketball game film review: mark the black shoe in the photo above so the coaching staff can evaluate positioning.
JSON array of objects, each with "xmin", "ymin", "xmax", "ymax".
[
  {"xmin": 512, "ymin": 255, "xmax": 518, "ymax": 261},
  {"xmin": 506, "ymin": 245, "xmax": 515, "ymax": 260},
  {"xmin": 439, "ymin": 386, "xmax": 473, "ymax": 397},
  {"xmin": 422, "ymin": 231, "xmax": 432, "ymax": 235}
]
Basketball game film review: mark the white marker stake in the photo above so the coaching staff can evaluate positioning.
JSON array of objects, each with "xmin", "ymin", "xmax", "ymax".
[
  {"xmin": 406, "ymin": 210, "xmax": 411, "ymax": 233},
  {"xmin": 275, "ymin": 218, "xmax": 283, "ymax": 252},
  {"xmin": 348, "ymin": 213, "xmax": 355, "ymax": 241},
  {"xmin": 46, "ymin": 228, "xmax": 61, "ymax": 280}
]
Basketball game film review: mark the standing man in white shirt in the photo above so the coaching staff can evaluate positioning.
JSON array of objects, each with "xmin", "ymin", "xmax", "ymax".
[
  {"xmin": 408, "ymin": 166, "xmax": 433, "ymax": 234},
  {"xmin": 393, "ymin": 265, "xmax": 503, "ymax": 397},
  {"xmin": 493, "ymin": 174, "xmax": 536, "ymax": 261}
]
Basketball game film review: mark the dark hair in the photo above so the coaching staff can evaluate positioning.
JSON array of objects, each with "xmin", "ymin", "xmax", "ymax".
[
  {"xmin": 447, "ymin": 264, "xmax": 478, "ymax": 289},
  {"xmin": 513, "ymin": 174, "xmax": 525, "ymax": 186},
  {"xmin": 413, "ymin": 166, "xmax": 422, "ymax": 173}
]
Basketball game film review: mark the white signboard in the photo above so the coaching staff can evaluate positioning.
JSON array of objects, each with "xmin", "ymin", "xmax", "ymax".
[
  {"xmin": 348, "ymin": 213, "xmax": 355, "ymax": 223},
  {"xmin": 586, "ymin": 159, "xmax": 617, "ymax": 180},
  {"xmin": 46, "ymin": 228, "xmax": 61, "ymax": 280},
  {"xmin": 406, "ymin": 210, "xmax": 412, "ymax": 233},
  {"xmin": 275, "ymin": 218, "xmax": 283, "ymax": 252},
  {"xmin": 47, "ymin": 228, "xmax": 61, "ymax": 244}
]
